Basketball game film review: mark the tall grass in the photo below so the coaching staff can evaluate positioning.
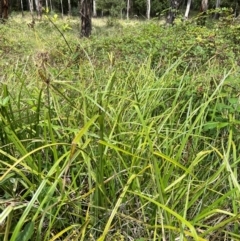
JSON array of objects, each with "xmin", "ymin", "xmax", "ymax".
[{"xmin": 1, "ymin": 14, "xmax": 240, "ymax": 241}]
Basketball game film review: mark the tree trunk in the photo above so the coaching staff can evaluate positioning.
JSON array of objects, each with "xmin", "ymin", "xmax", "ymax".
[
  {"xmin": 184, "ymin": 0, "xmax": 191, "ymax": 19},
  {"xmin": 214, "ymin": 0, "xmax": 220, "ymax": 19},
  {"xmin": 93, "ymin": 0, "xmax": 96, "ymax": 17},
  {"xmin": 20, "ymin": 0, "xmax": 24, "ymax": 17},
  {"xmin": 35, "ymin": 0, "xmax": 39, "ymax": 17},
  {"xmin": 68, "ymin": 0, "xmax": 71, "ymax": 16},
  {"xmin": 38, "ymin": 0, "xmax": 42, "ymax": 19},
  {"xmin": 45, "ymin": 0, "xmax": 48, "ymax": 11},
  {"xmin": 28, "ymin": 0, "xmax": 34, "ymax": 20},
  {"xmin": 234, "ymin": 0, "xmax": 240, "ymax": 17},
  {"xmin": 146, "ymin": 0, "xmax": 150, "ymax": 19},
  {"xmin": 0, "ymin": 0, "xmax": 9, "ymax": 19},
  {"xmin": 60, "ymin": 0, "xmax": 63, "ymax": 18},
  {"xmin": 49, "ymin": 0, "xmax": 52, "ymax": 12},
  {"xmin": 201, "ymin": 0, "xmax": 208, "ymax": 13},
  {"xmin": 166, "ymin": 0, "xmax": 181, "ymax": 24},
  {"xmin": 126, "ymin": 0, "xmax": 130, "ymax": 20},
  {"xmin": 80, "ymin": 0, "xmax": 92, "ymax": 38},
  {"xmin": 199, "ymin": 0, "xmax": 208, "ymax": 25}
]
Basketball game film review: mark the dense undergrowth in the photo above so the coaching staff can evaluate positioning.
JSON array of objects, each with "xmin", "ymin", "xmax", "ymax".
[{"xmin": 1, "ymin": 13, "xmax": 240, "ymax": 241}]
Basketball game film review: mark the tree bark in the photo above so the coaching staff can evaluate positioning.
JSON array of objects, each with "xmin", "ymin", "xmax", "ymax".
[
  {"xmin": 80, "ymin": 0, "xmax": 92, "ymax": 38},
  {"xmin": 199, "ymin": 0, "xmax": 208, "ymax": 25},
  {"xmin": 34, "ymin": 0, "xmax": 42, "ymax": 20},
  {"xmin": 60, "ymin": 0, "xmax": 63, "ymax": 18},
  {"xmin": 38, "ymin": 0, "xmax": 42, "ymax": 19},
  {"xmin": 68, "ymin": 0, "xmax": 72, "ymax": 16},
  {"xmin": 49, "ymin": 0, "xmax": 52, "ymax": 12},
  {"xmin": 35, "ymin": 0, "xmax": 39, "ymax": 17},
  {"xmin": 93, "ymin": 0, "xmax": 96, "ymax": 17},
  {"xmin": 0, "ymin": 0, "xmax": 9, "ymax": 19},
  {"xmin": 146, "ymin": 0, "xmax": 150, "ymax": 19},
  {"xmin": 28, "ymin": 0, "xmax": 34, "ymax": 21},
  {"xmin": 214, "ymin": 0, "xmax": 220, "ymax": 19},
  {"xmin": 201, "ymin": 0, "xmax": 208, "ymax": 13},
  {"xmin": 184, "ymin": 0, "xmax": 191, "ymax": 19},
  {"xmin": 166, "ymin": 0, "xmax": 181, "ymax": 24},
  {"xmin": 234, "ymin": 0, "xmax": 240, "ymax": 17},
  {"xmin": 126, "ymin": 0, "xmax": 130, "ymax": 20},
  {"xmin": 20, "ymin": 0, "xmax": 24, "ymax": 17}
]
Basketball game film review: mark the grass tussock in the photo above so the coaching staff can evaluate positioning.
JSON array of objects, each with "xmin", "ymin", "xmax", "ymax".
[{"xmin": 1, "ymin": 13, "xmax": 240, "ymax": 241}]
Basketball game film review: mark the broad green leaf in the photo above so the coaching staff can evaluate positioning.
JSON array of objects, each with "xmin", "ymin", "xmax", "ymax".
[{"xmin": 16, "ymin": 221, "xmax": 34, "ymax": 241}]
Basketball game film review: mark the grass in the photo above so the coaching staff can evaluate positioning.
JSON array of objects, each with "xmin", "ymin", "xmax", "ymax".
[{"xmin": 1, "ymin": 12, "xmax": 240, "ymax": 241}]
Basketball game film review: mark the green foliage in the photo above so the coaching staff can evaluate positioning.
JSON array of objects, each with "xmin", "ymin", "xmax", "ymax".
[
  {"xmin": 16, "ymin": 221, "xmax": 34, "ymax": 241},
  {"xmin": 97, "ymin": 0, "xmax": 125, "ymax": 17},
  {"xmin": 96, "ymin": 0, "xmax": 169, "ymax": 18},
  {"xmin": 1, "ymin": 14, "xmax": 240, "ymax": 241}
]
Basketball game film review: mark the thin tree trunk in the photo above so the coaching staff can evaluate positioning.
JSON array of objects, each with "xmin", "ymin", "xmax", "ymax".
[
  {"xmin": 20, "ymin": 0, "xmax": 24, "ymax": 17},
  {"xmin": 68, "ymin": 0, "xmax": 71, "ymax": 16},
  {"xmin": 166, "ymin": 0, "xmax": 181, "ymax": 24},
  {"xmin": 146, "ymin": 0, "xmax": 150, "ymax": 19},
  {"xmin": 1, "ymin": 0, "xmax": 9, "ymax": 19},
  {"xmin": 234, "ymin": 0, "xmax": 240, "ymax": 17},
  {"xmin": 80, "ymin": 0, "xmax": 92, "ymax": 38},
  {"xmin": 93, "ymin": 0, "xmax": 96, "ymax": 17},
  {"xmin": 0, "ymin": 0, "xmax": 2, "ymax": 18},
  {"xmin": 39, "ymin": 0, "xmax": 42, "ymax": 19},
  {"xmin": 126, "ymin": 0, "xmax": 130, "ymax": 20},
  {"xmin": 184, "ymin": 0, "xmax": 191, "ymax": 19},
  {"xmin": 234, "ymin": 0, "xmax": 239, "ymax": 17},
  {"xmin": 214, "ymin": 0, "xmax": 220, "ymax": 19},
  {"xmin": 201, "ymin": 0, "xmax": 208, "ymax": 13},
  {"xmin": 28, "ymin": 0, "xmax": 34, "ymax": 20},
  {"xmin": 199, "ymin": 0, "xmax": 208, "ymax": 25},
  {"xmin": 45, "ymin": 0, "xmax": 48, "ymax": 11},
  {"xmin": 4, "ymin": 0, "xmax": 9, "ymax": 19},
  {"xmin": 35, "ymin": 0, "xmax": 39, "ymax": 17},
  {"xmin": 60, "ymin": 0, "xmax": 63, "ymax": 18},
  {"xmin": 49, "ymin": 0, "xmax": 52, "ymax": 12}
]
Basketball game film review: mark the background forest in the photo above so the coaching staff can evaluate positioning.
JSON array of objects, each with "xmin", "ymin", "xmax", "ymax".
[
  {"xmin": 4, "ymin": 0, "xmax": 240, "ymax": 19},
  {"xmin": 1, "ymin": 0, "xmax": 240, "ymax": 241}
]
